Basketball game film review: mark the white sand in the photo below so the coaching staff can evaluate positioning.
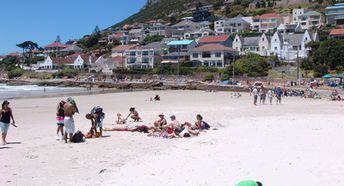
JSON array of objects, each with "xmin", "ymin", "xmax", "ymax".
[{"xmin": 1, "ymin": 90, "xmax": 344, "ymax": 186}]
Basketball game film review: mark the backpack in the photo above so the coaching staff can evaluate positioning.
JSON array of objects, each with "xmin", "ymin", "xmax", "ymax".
[
  {"xmin": 72, "ymin": 131, "xmax": 85, "ymax": 143},
  {"xmin": 202, "ymin": 121, "xmax": 211, "ymax": 130}
]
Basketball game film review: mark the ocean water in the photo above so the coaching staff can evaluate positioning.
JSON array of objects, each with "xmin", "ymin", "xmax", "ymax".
[{"xmin": 0, "ymin": 84, "xmax": 89, "ymax": 100}]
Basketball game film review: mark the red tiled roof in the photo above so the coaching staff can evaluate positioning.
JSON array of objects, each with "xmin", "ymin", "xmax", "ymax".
[
  {"xmin": 110, "ymin": 56, "xmax": 125, "ymax": 63},
  {"xmin": 254, "ymin": 13, "xmax": 281, "ymax": 19},
  {"xmin": 45, "ymin": 42, "xmax": 67, "ymax": 49},
  {"xmin": 330, "ymin": 28, "xmax": 344, "ymax": 36},
  {"xmin": 51, "ymin": 57, "xmax": 71, "ymax": 64},
  {"xmin": 198, "ymin": 35, "xmax": 230, "ymax": 43},
  {"xmin": 192, "ymin": 44, "xmax": 236, "ymax": 52},
  {"xmin": 112, "ymin": 44, "xmax": 137, "ymax": 51},
  {"xmin": 6, "ymin": 52, "xmax": 22, "ymax": 57},
  {"xmin": 111, "ymin": 33, "xmax": 125, "ymax": 39}
]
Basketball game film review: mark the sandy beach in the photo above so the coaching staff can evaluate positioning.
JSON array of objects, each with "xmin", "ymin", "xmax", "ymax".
[{"xmin": 1, "ymin": 90, "xmax": 344, "ymax": 186}]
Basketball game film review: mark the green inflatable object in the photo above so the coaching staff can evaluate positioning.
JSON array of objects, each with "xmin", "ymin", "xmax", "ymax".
[{"xmin": 235, "ymin": 180, "xmax": 259, "ymax": 186}]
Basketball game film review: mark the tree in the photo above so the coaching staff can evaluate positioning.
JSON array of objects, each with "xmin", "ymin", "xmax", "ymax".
[
  {"xmin": 304, "ymin": 39, "xmax": 344, "ymax": 77},
  {"xmin": 16, "ymin": 41, "xmax": 39, "ymax": 67},
  {"xmin": 55, "ymin": 35, "xmax": 61, "ymax": 43},
  {"xmin": 93, "ymin": 25, "xmax": 101, "ymax": 35},
  {"xmin": 234, "ymin": 53, "xmax": 269, "ymax": 77},
  {"xmin": 225, "ymin": 5, "xmax": 231, "ymax": 16},
  {"xmin": 169, "ymin": 15, "xmax": 177, "ymax": 24}
]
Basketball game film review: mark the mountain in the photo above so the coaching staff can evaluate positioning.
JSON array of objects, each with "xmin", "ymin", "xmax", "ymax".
[{"xmin": 111, "ymin": 0, "xmax": 223, "ymax": 28}]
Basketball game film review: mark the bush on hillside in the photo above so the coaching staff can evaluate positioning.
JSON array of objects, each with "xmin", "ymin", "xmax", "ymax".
[
  {"xmin": 54, "ymin": 68, "xmax": 79, "ymax": 78},
  {"xmin": 203, "ymin": 73, "xmax": 214, "ymax": 81},
  {"xmin": 8, "ymin": 68, "xmax": 25, "ymax": 79}
]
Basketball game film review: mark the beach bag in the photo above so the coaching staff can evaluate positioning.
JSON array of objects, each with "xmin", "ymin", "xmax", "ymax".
[
  {"xmin": 202, "ymin": 121, "xmax": 211, "ymax": 130},
  {"xmin": 72, "ymin": 131, "xmax": 85, "ymax": 143}
]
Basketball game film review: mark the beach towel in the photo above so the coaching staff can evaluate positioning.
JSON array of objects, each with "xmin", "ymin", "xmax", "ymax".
[{"xmin": 67, "ymin": 97, "xmax": 79, "ymax": 113}]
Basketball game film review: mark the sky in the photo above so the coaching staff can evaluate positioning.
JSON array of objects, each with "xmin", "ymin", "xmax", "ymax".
[{"xmin": 0, "ymin": 0, "xmax": 146, "ymax": 55}]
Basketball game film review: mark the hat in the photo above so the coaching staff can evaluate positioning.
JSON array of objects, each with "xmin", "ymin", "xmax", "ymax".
[
  {"xmin": 158, "ymin": 113, "xmax": 164, "ymax": 116},
  {"xmin": 3, "ymin": 100, "xmax": 10, "ymax": 105}
]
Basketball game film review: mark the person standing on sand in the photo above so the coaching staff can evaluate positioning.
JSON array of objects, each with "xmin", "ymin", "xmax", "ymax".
[
  {"xmin": 56, "ymin": 100, "xmax": 66, "ymax": 141},
  {"xmin": 267, "ymin": 90, "xmax": 274, "ymax": 105},
  {"xmin": 0, "ymin": 101, "xmax": 16, "ymax": 145},
  {"xmin": 63, "ymin": 98, "xmax": 79, "ymax": 143},
  {"xmin": 275, "ymin": 87, "xmax": 283, "ymax": 105},
  {"xmin": 252, "ymin": 87, "xmax": 258, "ymax": 106}
]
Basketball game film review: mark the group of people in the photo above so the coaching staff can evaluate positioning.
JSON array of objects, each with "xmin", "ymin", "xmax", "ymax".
[
  {"xmin": 106, "ymin": 110, "xmax": 211, "ymax": 139},
  {"xmin": 54, "ymin": 98, "xmax": 211, "ymax": 143},
  {"xmin": 251, "ymin": 87, "xmax": 283, "ymax": 106}
]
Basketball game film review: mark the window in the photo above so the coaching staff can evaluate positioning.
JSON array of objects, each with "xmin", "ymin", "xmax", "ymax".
[
  {"xmin": 202, "ymin": 52, "xmax": 211, "ymax": 58},
  {"xmin": 142, "ymin": 51, "xmax": 149, "ymax": 56},
  {"xmin": 215, "ymin": 53, "xmax": 221, "ymax": 57},
  {"xmin": 217, "ymin": 61, "xmax": 222, "ymax": 67},
  {"xmin": 274, "ymin": 47, "xmax": 277, "ymax": 50},
  {"xmin": 262, "ymin": 38, "xmax": 265, "ymax": 41},
  {"xmin": 192, "ymin": 53, "xmax": 199, "ymax": 58}
]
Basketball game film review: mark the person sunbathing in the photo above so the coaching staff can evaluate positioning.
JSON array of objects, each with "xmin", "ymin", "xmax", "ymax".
[
  {"xmin": 180, "ymin": 122, "xmax": 200, "ymax": 136},
  {"xmin": 160, "ymin": 115, "xmax": 181, "ymax": 138},
  {"xmin": 154, "ymin": 95, "xmax": 160, "ymax": 101},
  {"xmin": 126, "ymin": 107, "xmax": 141, "ymax": 122},
  {"xmin": 148, "ymin": 113, "xmax": 167, "ymax": 135},
  {"xmin": 184, "ymin": 114, "xmax": 210, "ymax": 131}
]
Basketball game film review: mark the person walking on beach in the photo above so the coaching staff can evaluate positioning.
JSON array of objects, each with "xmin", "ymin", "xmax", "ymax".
[
  {"xmin": 267, "ymin": 90, "xmax": 274, "ymax": 105},
  {"xmin": 275, "ymin": 87, "xmax": 283, "ymax": 105},
  {"xmin": 259, "ymin": 89, "xmax": 266, "ymax": 105},
  {"xmin": 0, "ymin": 101, "xmax": 16, "ymax": 145},
  {"xmin": 63, "ymin": 98, "xmax": 79, "ymax": 143},
  {"xmin": 252, "ymin": 87, "xmax": 258, "ymax": 106},
  {"xmin": 56, "ymin": 100, "xmax": 66, "ymax": 141}
]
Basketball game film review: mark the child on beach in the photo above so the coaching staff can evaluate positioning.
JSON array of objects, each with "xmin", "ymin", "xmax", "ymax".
[
  {"xmin": 56, "ymin": 100, "xmax": 66, "ymax": 140},
  {"xmin": 126, "ymin": 107, "xmax": 141, "ymax": 122},
  {"xmin": 116, "ymin": 113, "xmax": 126, "ymax": 124}
]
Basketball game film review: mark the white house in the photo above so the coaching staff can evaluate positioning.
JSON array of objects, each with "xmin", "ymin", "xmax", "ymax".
[
  {"xmin": 38, "ymin": 54, "xmax": 94, "ymax": 70},
  {"xmin": 190, "ymin": 44, "xmax": 238, "ymax": 68},
  {"xmin": 292, "ymin": 9, "xmax": 324, "ymax": 29},
  {"xmin": 125, "ymin": 42, "xmax": 166, "ymax": 69},
  {"xmin": 269, "ymin": 30, "xmax": 318, "ymax": 62},
  {"xmin": 232, "ymin": 33, "xmax": 270, "ymax": 56}
]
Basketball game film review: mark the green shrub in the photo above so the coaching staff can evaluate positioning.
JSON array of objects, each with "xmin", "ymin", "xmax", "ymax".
[
  {"xmin": 8, "ymin": 68, "xmax": 25, "ymax": 79},
  {"xmin": 220, "ymin": 73, "xmax": 230, "ymax": 81},
  {"xmin": 195, "ymin": 66, "xmax": 219, "ymax": 73},
  {"xmin": 54, "ymin": 68, "xmax": 79, "ymax": 78},
  {"xmin": 203, "ymin": 73, "xmax": 214, "ymax": 81}
]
